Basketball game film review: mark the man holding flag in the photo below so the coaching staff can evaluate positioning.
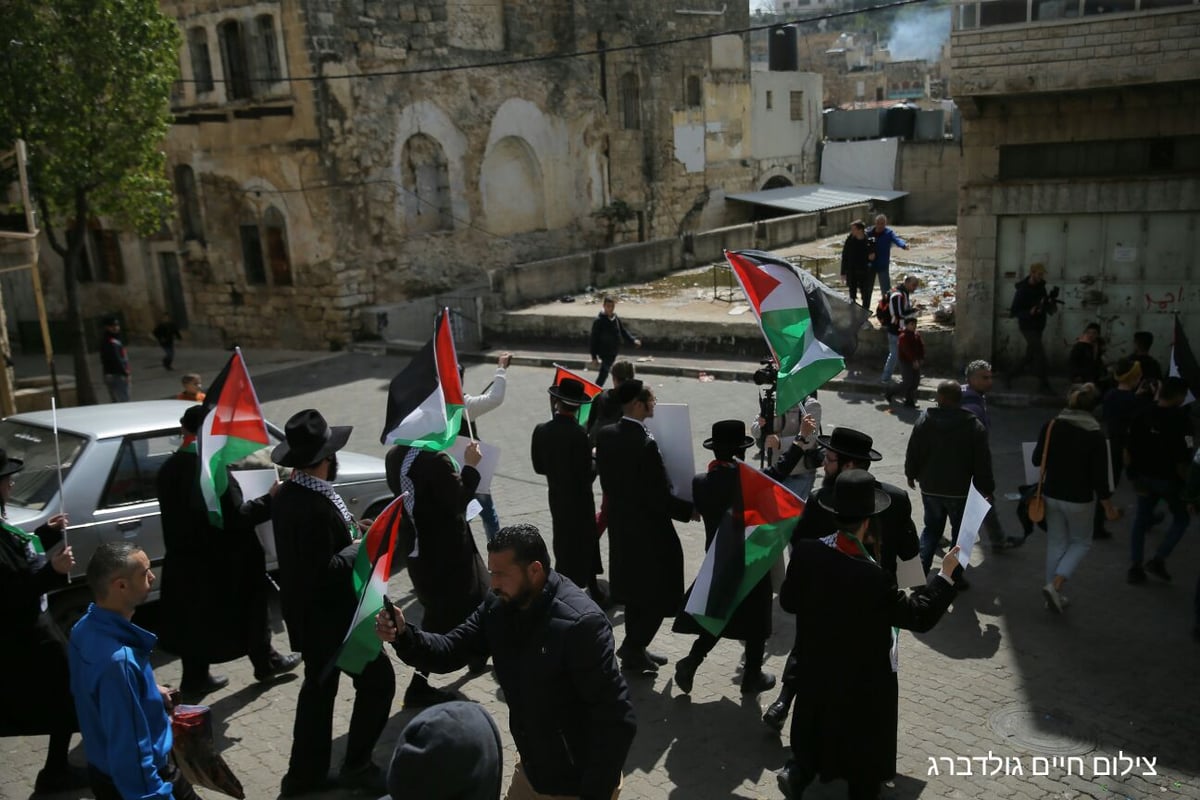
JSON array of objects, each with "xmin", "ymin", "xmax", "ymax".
[{"xmin": 272, "ymin": 409, "xmax": 395, "ymax": 797}]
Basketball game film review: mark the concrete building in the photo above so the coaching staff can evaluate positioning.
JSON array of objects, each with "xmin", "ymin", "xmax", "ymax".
[{"xmin": 951, "ymin": 1, "xmax": 1200, "ymax": 371}]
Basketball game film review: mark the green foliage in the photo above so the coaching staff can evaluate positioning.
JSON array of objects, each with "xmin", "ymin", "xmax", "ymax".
[
  {"xmin": 0, "ymin": 0, "xmax": 181, "ymax": 240},
  {"xmin": 594, "ymin": 199, "xmax": 638, "ymax": 225}
]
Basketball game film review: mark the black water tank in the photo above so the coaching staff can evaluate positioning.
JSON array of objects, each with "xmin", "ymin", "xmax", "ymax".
[
  {"xmin": 884, "ymin": 104, "xmax": 917, "ymax": 140},
  {"xmin": 769, "ymin": 25, "xmax": 798, "ymax": 71}
]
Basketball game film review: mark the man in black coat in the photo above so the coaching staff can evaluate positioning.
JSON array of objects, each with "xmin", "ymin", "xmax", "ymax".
[
  {"xmin": 589, "ymin": 297, "xmax": 641, "ymax": 386},
  {"xmin": 587, "ymin": 360, "xmax": 635, "ymax": 446},
  {"xmin": 595, "ymin": 380, "xmax": 694, "ymax": 674},
  {"xmin": 531, "ymin": 378, "xmax": 600, "ymax": 591},
  {"xmin": 777, "ymin": 470, "xmax": 959, "ymax": 800},
  {"xmin": 1008, "ymin": 262, "xmax": 1055, "ymax": 392},
  {"xmin": 385, "ymin": 437, "xmax": 490, "ymax": 706},
  {"xmin": 156, "ymin": 405, "xmax": 299, "ymax": 696},
  {"xmin": 272, "ymin": 410, "xmax": 395, "ymax": 797},
  {"xmin": 763, "ymin": 427, "xmax": 920, "ymax": 733},
  {"xmin": 375, "ymin": 525, "xmax": 636, "ymax": 800}
]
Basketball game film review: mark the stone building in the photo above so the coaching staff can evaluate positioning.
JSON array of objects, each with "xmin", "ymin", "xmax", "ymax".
[
  {"xmin": 2, "ymin": 0, "xmax": 825, "ymax": 352},
  {"xmin": 951, "ymin": 1, "xmax": 1200, "ymax": 372}
]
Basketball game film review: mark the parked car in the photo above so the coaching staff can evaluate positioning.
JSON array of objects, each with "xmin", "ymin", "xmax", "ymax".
[{"xmin": 0, "ymin": 400, "xmax": 394, "ymax": 626}]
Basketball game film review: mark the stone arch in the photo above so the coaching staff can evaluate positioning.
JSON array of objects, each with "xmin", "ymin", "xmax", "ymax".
[
  {"xmin": 393, "ymin": 102, "xmax": 469, "ymax": 229},
  {"xmin": 761, "ymin": 173, "xmax": 794, "ymax": 190},
  {"xmin": 480, "ymin": 136, "xmax": 545, "ymax": 235},
  {"xmin": 399, "ymin": 133, "xmax": 453, "ymax": 233}
]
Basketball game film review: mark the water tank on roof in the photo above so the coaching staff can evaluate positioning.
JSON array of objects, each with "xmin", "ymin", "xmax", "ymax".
[
  {"xmin": 769, "ymin": 25, "xmax": 798, "ymax": 71},
  {"xmin": 884, "ymin": 104, "xmax": 917, "ymax": 140},
  {"xmin": 914, "ymin": 110, "xmax": 946, "ymax": 141}
]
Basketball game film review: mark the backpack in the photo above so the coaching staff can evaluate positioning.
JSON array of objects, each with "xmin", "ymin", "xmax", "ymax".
[{"xmin": 874, "ymin": 297, "xmax": 891, "ymax": 324}]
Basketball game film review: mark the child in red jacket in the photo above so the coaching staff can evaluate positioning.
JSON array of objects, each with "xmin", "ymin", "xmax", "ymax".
[{"xmin": 887, "ymin": 315, "xmax": 923, "ymax": 408}]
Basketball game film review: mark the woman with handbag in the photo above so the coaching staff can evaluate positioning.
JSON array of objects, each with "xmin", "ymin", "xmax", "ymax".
[{"xmin": 1030, "ymin": 384, "xmax": 1120, "ymax": 613}]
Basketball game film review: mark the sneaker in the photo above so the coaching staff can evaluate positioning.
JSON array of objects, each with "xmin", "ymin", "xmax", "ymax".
[
  {"xmin": 1042, "ymin": 582, "xmax": 1064, "ymax": 613},
  {"xmin": 1127, "ymin": 565, "xmax": 1147, "ymax": 584},
  {"xmin": 674, "ymin": 656, "xmax": 700, "ymax": 694},
  {"xmin": 740, "ymin": 671, "xmax": 777, "ymax": 695},
  {"xmin": 762, "ymin": 698, "xmax": 790, "ymax": 732},
  {"xmin": 1144, "ymin": 558, "xmax": 1172, "ymax": 581}
]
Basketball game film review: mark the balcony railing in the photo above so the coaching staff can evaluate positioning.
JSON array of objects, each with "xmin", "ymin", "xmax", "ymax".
[{"xmin": 953, "ymin": 0, "xmax": 1197, "ymax": 30}]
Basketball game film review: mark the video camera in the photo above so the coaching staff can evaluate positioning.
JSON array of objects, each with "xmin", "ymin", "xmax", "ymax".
[
  {"xmin": 753, "ymin": 360, "xmax": 778, "ymax": 388},
  {"xmin": 1045, "ymin": 286, "xmax": 1064, "ymax": 306}
]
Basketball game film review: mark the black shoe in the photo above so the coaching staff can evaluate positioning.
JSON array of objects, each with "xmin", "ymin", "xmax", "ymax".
[
  {"xmin": 338, "ymin": 762, "xmax": 386, "ymax": 795},
  {"xmin": 280, "ymin": 773, "xmax": 335, "ymax": 797},
  {"xmin": 179, "ymin": 673, "xmax": 229, "ymax": 696},
  {"xmin": 1145, "ymin": 558, "xmax": 1172, "ymax": 581},
  {"xmin": 674, "ymin": 656, "xmax": 700, "ymax": 694},
  {"xmin": 903, "ymin": 399, "xmax": 918, "ymax": 409},
  {"xmin": 776, "ymin": 765, "xmax": 801, "ymax": 800},
  {"xmin": 884, "ymin": 391, "xmax": 895, "ymax": 404},
  {"xmin": 762, "ymin": 698, "xmax": 790, "ymax": 732},
  {"xmin": 620, "ymin": 651, "xmax": 659, "ymax": 676},
  {"xmin": 467, "ymin": 656, "xmax": 489, "ymax": 675},
  {"xmin": 1093, "ymin": 528, "xmax": 1113, "ymax": 540},
  {"xmin": 644, "ymin": 649, "xmax": 669, "ymax": 667},
  {"xmin": 35, "ymin": 764, "xmax": 90, "ymax": 794},
  {"xmin": 590, "ymin": 587, "xmax": 614, "ymax": 610},
  {"xmin": 1127, "ymin": 565, "xmax": 1147, "ymax": 584},
  {"xmin": 403, "ymin": 682, "xmax": 456, "ymax": 708},
  {"xmin": 254, "ymin": 652, "xmax": 302, "ymax": 682},
  {"xmin": 740, "ymin": 671, "xmax": 776, "ymax": 695}
]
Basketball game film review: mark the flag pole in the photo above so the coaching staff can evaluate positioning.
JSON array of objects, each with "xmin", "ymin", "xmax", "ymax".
[{"xmin": 50, "ymin": 397, "xmax": 67, "ymax": 548}]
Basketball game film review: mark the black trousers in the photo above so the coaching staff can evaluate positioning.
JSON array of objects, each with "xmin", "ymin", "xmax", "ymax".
[
  {"xmin": 180, "ymin": 586, "xmax": 276, "ymax": 686},
  {"xmin": 687, "ymin": 631, "xmax": 766, "ymax": 675},
  {"xmin": 783, "ymin": 761, "xmax": 880, "ymax": 800},
  {"xmin": 89, "ymin": 758, "xmax": 201, "ymax": 800},
  {"xmin": 621, "ymin": 604, "xmax": 665, "ymax": 653},
  {"xmin": 286, "ymin": 647, "xmax": 395, "ymax": 781}
]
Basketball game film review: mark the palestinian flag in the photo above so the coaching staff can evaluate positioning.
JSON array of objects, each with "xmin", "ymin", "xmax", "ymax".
[
  {"xmin": 726, "ymin": 250, "xmax": 864, "ymax": 413},
  {"xmin": 335, "ymin": 495, "xmax": 405, "ymax": 675},
  {"xmin": 1169, "ymin": 315, "xmax": 1200, "ymax": 404},
  {"xmin": 552, "ymin": 364, "xmax": 603, "ymax": 426},
  {"xmin": 684, "ymin": 462, "xmax": 805, "ymax": 636},
  {"xmin": 380, "ymin": 309, "xmax": 464, "ymax": 451},
  {"xmin": 198, "ymin": 348, "xmax": 270, "ymax": 528}
]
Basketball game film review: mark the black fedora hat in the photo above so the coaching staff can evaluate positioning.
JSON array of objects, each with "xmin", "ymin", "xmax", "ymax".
[
  {"xmin": 548, "ymin": 378, "xmax": 593, "ymax": 406},
  {"xmin": 0, "ymin": 448, "xmax": 23, "ymax": 478},
  {"xmin": 816, "ymin": 427, "xmax": 882, "ymax": 462},
  {"xmin": 818, "ymin": 469, "xmax": 890, "ymax": 519},
  {"xmin": 271, "ymin": 409, "xmax": 352, "ymax": 468},
  {"xmin": 703, "ymin": 419, "xmax": 755, "ymax": 451},
  {"xmin": 180, "ymin": 405, "xmax": 209, "ymax": 433}
]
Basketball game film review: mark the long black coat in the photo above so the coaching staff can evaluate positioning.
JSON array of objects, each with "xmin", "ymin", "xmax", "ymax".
[
  {"xmin": 781, "ymin": 538, "xmax": 955, "ymax": 783},
  {"xmin": 0, "ymin": 521, "xmax": 76, "ymax": 735},
  {"xmin": 385, "ymin": 447, "xmax": 489, "ymax": 633},
  {"xmin": 156, "ymin": 450, "xmax": 272, "ymax": 662},
  {"xmin": 793, "ymin": 479, "xmax": 919, "ymax": 576},
  {"xmin": 672, "ymin": 462, "xmax": 773, "ymax": 641},
  {"xmin": 595, "ymin": 419, "xmax": 693, "ymax": 615},
  {"xmin": 531, "ymin": 414, "xmax": 599, "ymax": 588}
]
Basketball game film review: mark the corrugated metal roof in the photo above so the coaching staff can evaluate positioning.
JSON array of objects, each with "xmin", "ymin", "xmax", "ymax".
[{"xmin": 726, "ymin": 184, "xmax": 909, "ymax": 213}]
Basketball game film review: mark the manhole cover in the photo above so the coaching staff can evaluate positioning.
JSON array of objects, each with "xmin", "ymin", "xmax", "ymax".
[{"xmin": 988, "ymin": 705, "xmax": 1097, "ymax": 756}]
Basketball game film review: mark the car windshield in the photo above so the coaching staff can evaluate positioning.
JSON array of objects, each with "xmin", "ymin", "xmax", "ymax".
[{"xmin": 0, "ymin": 420, "xmax": 88, "ymax": 510}]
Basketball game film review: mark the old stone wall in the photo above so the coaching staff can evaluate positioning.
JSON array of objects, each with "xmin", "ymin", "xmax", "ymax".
[{"xmin": 895, "ymin": 141, "xmax": 959, "ymax": 225}]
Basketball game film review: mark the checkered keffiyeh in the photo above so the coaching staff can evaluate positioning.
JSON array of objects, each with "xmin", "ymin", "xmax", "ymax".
[{"xmin": 291, "ymin": 470, "xmax": 355, "ymax": 528}]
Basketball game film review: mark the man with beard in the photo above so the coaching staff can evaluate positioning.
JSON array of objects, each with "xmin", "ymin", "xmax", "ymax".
[
  {"xmin": 762, "ymin": 427, "xmax": 919, "ymax": 733},
  {"xmin": 375, "ymin": 525, "xmax": 637, "ymax": 800},
  {"xmin": 272, "ymin": 410, "xmax": 395, "ymax": 796},
  {"xmin": 595, "ymin": 379, "xmax": 694, "ymax": 675}
]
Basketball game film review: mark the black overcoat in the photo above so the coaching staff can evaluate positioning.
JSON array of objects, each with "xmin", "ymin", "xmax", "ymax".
[
  {"xmin": 155, "ymin": 450, "xmax": 272, "ymax": 662},
  {"xmin": 595, "ymin": 419, "xmax": 692, "ymax": 615},
  {"xmin": 780, "ymin": 538, "xmax": 955, "ymax": 783},
  {"xmin": 385, "ymin": 446, "xmax": 489, "ymax": 633},
  {"xmin": 531, "ymin": 414, "xmax": 599, "ymax": 588},
  {"xmin": 793, "ymin": 479, "xmax": 919, "ymax": 576}
]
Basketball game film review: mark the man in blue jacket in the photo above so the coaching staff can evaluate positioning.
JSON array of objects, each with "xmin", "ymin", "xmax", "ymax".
[
  {"xmin": 869, "ymin": 214, "xmax": 909, "ymax": 298},
  {"xmin": 68, "ymin": 542, "xmax": 201, "ymax": 800}
]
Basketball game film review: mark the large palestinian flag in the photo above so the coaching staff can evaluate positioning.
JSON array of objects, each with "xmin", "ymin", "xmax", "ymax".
[
  {"xmin": 1169, "ymin": 315, "xmax": 1200, "ymax": 404},
  {"xmin": 380, "ymin": 308, "xmax": 464, "ymax": 451},
  {"xmin": 335, "ymin": 495, "xmax": 404, "ymax": 675},
  {"xmin": 726, "ymin": 249, "xmax": 865, "ymax": 413},
  {"xmin": 198, "ymin": 348, "xmax": 270, "ymax": 528},
  {"xmin": 684, "ymin": 462, "xmax": 805, "ymax": 636},
  {"xmin": 552, "ymin": 364, "xmax": 603, "ymax": 426}
]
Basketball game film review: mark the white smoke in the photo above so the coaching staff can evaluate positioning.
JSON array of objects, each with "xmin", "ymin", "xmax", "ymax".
[{"xmin": 886, "ymin": 6, "xmax": 952, "ymax": 63}]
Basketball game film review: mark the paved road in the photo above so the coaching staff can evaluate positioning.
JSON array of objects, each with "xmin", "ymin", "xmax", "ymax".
[{"xmin": 3, "ymin": 352, "xmax": 1199, "ymax": 799}]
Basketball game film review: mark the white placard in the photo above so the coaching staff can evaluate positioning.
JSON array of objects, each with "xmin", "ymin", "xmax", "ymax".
[
  {"xmin": 233, "ymin": 469, "xmax": 280, "ymax": 563},
  {"xmin": 1112, "ymin": 246, "xmax": 1137, "ymax": 263},
  {"xmin": 955, "ymin": 482, "xmax": 991, "ymax": 568},
  {"xmin": 447, "ymin": 439, "xmax": 501, "ymax": 494},
  {"xmin": 1021, "ymin": 442, "xmax": 1040, "ymax": 486},
  {"xmin": 644, "ymin": 403, "xmax": 696, "ymax": 503}
]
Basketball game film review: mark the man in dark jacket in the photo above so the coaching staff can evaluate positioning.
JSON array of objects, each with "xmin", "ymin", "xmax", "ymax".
[
  {"xmin": 272, "ymin": 410, "xmax": 395, "ymax": 797},
  {"xmin": 595, "ymin": 379, "xmax": 694, "ymax": 674},
  {"xmin": 587, "ymin": 360, "xmax": 635, "ymax": 446},
  {"xmin": 1067, "ymin": 322, "xmax": 1106, "ymax": 385},
  {"xmin": 777, "ymin": 470, "xmax": 959, "ymax": 800},
  {"xmin": 376, "ymin": 525, "xmax": 637, "ymax": 800},
  {"xmin": 1008, "ymin": 262, "xmax": 1055, "ymax": 392},
  {"xmin": 905, "ymin": 381, "xmax": 994, "ymax": 586},
  {"xmin": 531, "ymin": 378, "xmax": 600, "ymax": 591},
  {"xmin": 156, "ymin": 405, "xmax": 299, "ymax": 696},
  {"xmin": 99, "ymin": 316, "xmax": 131, "ymax": 402},
  {"xmin": 962, "ymin": 360, "xmax": 1024, "ymax": 551},
  {"xmin": 839, "ymin": 219, "xmax": 875, "ymax": 310},
  {"xmin": 589, "ymin": 297, "xmax": 641, "ymax": 386}
]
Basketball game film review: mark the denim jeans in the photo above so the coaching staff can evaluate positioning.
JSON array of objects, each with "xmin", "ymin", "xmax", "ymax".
[
  {"xmin": 476, "ymin": 492, "xmax": 501, "ymax": 542},
  {"xmin": 919, "ymin": 494, "xmax": 966, "ymax": 575},
  {"xmin": 595, "ymin": 357, "xmax": 615, "ymax": 387},
  {"xmin": 882, "ymin": 332, "xmax": 899, "ymax": 382},
  {"xmin": 104, "ymin": 373, "xmax": 131, "ymax": 402},
  {"xmin": 876, "ymin": 266, "xmax": 891, "ymax": 298},
  {"xmin": 1044, "ymin": 496, "xmax": 1093, "ymax": 584},
  {"xmin": 1129, "ymin": 476, "xmax": 1190, "ymax": 565}
]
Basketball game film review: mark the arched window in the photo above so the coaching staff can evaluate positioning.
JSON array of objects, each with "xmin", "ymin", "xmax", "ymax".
[
  {"xmin": 218, "ymin": 20, "xmax": 252, "ymax": 100},
  {"xmin": 262, "ymin": 206, "xmax": 292, "ymax": 286},
  {"xmin": 239, "ymin": 206, "xmax": 266, "ymax": 284},
  {"xmin": 188, "ymin": 27, "xmax": 214, "ymax": 94},
  {"xmin": 619, "ymin": 72, "xmax": 640, "ymax": 130},
  {"xmin": 254, "ymin": 15, "xmax": 282, "ymax": 85},
  {"xmin": 400, "ymin": 134, "xmax": 453, "ymax": 233},
  {"xmin": 173, "ymin": 165, "xmax": 204, "ymax": 242},
  {"xmin": 481, "ymin": 136, "xmax": 545, "ymax": 235},
  {"xmin": 685, "ymin": 75, "xmax": 702, "ymax": 108}
]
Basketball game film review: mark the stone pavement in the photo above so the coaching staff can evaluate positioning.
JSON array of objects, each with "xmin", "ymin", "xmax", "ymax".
[{"xmin": 2, "ymin": 350, "xmax": 1199, "ymax": 800}]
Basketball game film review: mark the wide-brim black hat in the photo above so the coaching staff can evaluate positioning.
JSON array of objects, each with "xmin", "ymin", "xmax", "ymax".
[
  {"xmin": 816, "ymin": 427, "xmax": 882, "ymax": 462},
  {"xmin": 180, "ymin": 404, "xmax": 209, "ymax": 433},
  {"xmin": 703, "ymin": 419, "xmax": 755, "ymax": 451},
  {"xmin": 548, "ymin": 378, "xmax": 593, "ymax": 406},
  {"xmin": 818, "ymin": 469, "xmax": 890, "ymax": 519},
  {"xmin": 271, "ymin": 409, "xmax": 352, "ymax": 468},
  {"xmin": 0, "ymin": 448, "xmax": 23, "ymax": 478}
]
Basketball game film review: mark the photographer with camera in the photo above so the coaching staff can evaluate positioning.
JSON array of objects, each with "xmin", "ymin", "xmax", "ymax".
[
  {"xmin": 750, "ymin": 361, "xmax": 822, "ymax": 499},
  {"xmin": 1008, "ymin": 262, "xmax": 1058, "ymax": 394}
]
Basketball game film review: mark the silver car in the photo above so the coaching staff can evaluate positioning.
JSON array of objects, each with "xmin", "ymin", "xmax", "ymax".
[{"xmin": 0, "ymin": 400, "xmax": 394, "ymax": 626}]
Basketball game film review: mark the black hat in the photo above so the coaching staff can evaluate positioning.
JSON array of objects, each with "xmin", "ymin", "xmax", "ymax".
[
  {"xmin": 386, "ymin": 701, "xmax": 503, "ymax": 800},
  {"xmin": 614, "ymin": 378, "xmax": 645, "ymax": 406},
  {"xmin": 816, "ymin": 427, "xmax": 882, "ymax": 462},
  {"xmin": 0, "ymin": 448, "xmax": 23, "ymax": 478},
  {"xmin": 180, "ymin": 405, "xmax": 209, "ymax": 433},
  {"xmin": 818, "ymin": 469, "xmax": 891, "ymax": 519},
  {"xmin": 548, "ymin": 378, "xmax": 593, "ymax": 406},
  {"xmin": 271, "ymin": 409, "xmax": 352, "ymax": 468},
  {"xmin": 102, "ymin": 315, "xmax": 120, "ymax": 327},
  {"xmin": 703, "ymin": 419, "xmax": 755, "ymax": 451}
]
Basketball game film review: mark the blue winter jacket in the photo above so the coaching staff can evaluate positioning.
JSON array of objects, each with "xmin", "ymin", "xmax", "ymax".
[
  {"xmin": 871, "ymin": 226, "xmax": 908, "ymax": 271},
  {"xmin": 69, "ymin": 604, "xmax": 174, "ymax": 799}
]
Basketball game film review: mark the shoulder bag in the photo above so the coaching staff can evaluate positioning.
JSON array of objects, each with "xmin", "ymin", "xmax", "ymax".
[{"xmin": 1027, "ymin": 421, "xmax": 1055, "ymax": 523}]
